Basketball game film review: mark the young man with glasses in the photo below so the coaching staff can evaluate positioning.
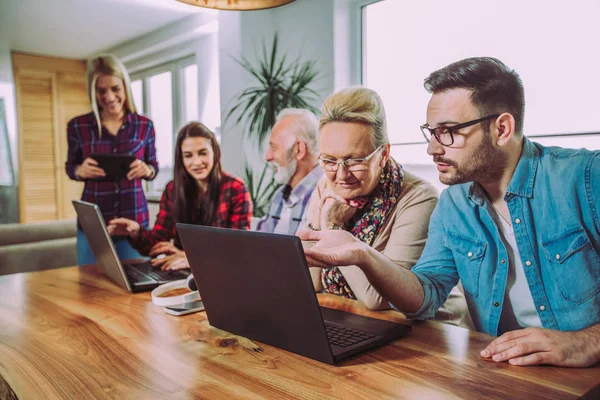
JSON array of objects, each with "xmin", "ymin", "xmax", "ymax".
[{"xmin": 299, "ymin": 57, "xmax": 600, "ymax": 368}]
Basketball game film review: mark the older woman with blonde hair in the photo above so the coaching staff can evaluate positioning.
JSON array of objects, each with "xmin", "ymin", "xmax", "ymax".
[
  {"xmin": 65, "ymin": 53, "xmax": 159, "ymax": 266},
  {"xmin": 305, "ymin": 87, "xmax": 470, "ymax": 327}
]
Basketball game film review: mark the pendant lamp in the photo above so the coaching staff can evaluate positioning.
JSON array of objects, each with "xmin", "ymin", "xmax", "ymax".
[{"xmin": 177, "ymin": 0, "xmax": 296, "ymax": 11}]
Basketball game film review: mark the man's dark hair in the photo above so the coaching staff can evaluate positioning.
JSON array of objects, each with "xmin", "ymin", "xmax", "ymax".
[{"xmin": 424, "ymin": 57, "xmax": 525, "ymax": 135}]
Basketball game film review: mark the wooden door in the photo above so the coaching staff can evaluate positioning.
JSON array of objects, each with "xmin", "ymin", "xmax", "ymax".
[
  {"xmin": 14, "ymin": 69, "xmax": 59, "ymax": 222},
  {"xmin": 12, "ymin": 53, "xmax": 88, "ymax": 222}
]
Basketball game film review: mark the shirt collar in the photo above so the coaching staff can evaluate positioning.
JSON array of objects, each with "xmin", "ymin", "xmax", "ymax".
[
  {"xmin": 505, "ymin": 137, "xmax": 539, "ymax": 199},
  {"xmin": 468, "ymin": 137, "xmax": 539, "ymax": 206},
  {"xmin": 93, "ymin": 110, "xmax": 134, "ymax": 128},
  {"xmin": 284, "ymin": 165, "xmax": 323, "ymax": 206}
]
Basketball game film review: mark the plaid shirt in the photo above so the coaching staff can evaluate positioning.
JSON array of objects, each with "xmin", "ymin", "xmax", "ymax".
[
  {"xmin": 133, "ymin": 172, "xmax": 252, "ymax": 255},
  {"xmin": 66, "ymin": 112, "xmax": 159, "ymax": 228}
]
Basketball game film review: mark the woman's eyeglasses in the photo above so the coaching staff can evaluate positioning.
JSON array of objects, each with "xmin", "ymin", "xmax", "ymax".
[{"xmin": 318, "ymin": 145, "xmax": 383, "ymax": 172}]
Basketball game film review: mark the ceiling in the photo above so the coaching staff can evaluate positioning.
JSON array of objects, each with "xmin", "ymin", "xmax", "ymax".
[{"xmin": 0, "ymin": 0, "xmax": 215, "ymax": 59}]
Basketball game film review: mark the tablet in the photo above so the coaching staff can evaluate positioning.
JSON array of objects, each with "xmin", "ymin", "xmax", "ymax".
[{"xmin": 90, "ymin": 153, "xmax": 136, "ymax": 179}]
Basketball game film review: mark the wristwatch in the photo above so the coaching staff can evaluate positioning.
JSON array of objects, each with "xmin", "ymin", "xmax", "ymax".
[
  {"xmin": 146, "ymin": 165, "xmax": 155, "ymax": 179},
  {"xmin": 328, "ymin": 224, "xmax": 345, "ymax": 230}
]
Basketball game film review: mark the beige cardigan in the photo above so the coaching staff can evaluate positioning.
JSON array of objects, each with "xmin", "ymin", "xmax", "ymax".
[{"xmin": 305, "ymin": 169, "xmax": 472, "ymax": 329}]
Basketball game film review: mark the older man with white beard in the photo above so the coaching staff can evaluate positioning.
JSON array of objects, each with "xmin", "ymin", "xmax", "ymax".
[{"xmin": 256, "ymin": 108, "xmax": 322, "ymax": 235}]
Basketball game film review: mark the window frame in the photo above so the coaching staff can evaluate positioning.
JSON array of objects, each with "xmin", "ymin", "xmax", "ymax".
[{"xmin": 130, "ymin": 55, "xmax": 196, "ymax": 201}]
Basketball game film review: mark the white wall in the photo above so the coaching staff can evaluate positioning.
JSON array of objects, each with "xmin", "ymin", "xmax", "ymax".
[
  {"xmin": 108, "ymin": 0, "xmax": 358, "ymax": 179},
  {"xmin": 218, "ymin": 0, "xmax": 339, "ymax": 177}
]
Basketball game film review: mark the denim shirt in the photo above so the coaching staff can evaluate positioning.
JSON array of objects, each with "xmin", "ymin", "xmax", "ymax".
[{"xmin": 406, "ymin": 138, "xmax": 600, "ymax": 336}]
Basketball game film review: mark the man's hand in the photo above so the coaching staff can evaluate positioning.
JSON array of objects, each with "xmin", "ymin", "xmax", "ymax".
[
  {"xmin": 320, "ymin": 188, "xmax": 359, "ymax": 228},
  {"xmin": 75, "ymin": 157, "xmax": 106, "ymax": 180},
  {"xmin": 297, "ymin": 229, "xmax": 368, "ymax": 268},
  {"xmin": 481, "ymin": 327, "xmax": 600, "ymax": 367},
  {"xmin": 107, "ymin": 218, "xmax": 141, "ymax": 239},
  {"xmin": 127, "ymin": 159, "xmax": 152, "ymax": 180}
]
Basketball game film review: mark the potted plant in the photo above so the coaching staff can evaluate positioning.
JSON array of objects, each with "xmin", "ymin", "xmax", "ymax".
[{"xmin": 225, "ymin": 33, "xmax": 321, "ymax": 217}]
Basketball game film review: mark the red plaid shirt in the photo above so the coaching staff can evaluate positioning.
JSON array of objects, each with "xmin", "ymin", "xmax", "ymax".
[
  {"xmin": 132, "ymin": 172, "xmax": 252, "ymax": 255},
  {"xmin": 66, "ymin": 112, "xmax": 159, "ymax": 228}
]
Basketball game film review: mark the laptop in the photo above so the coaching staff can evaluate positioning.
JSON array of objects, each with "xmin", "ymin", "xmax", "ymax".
[
  {"xmin": 177, "ymin": 224, "xmax": 412, "ymax": 365},
  {"xmin": 72, "ymin": 200, "xmax": 189, "ymax": 293}
]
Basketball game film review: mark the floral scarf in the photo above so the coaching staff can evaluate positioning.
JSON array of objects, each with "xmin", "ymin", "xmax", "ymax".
[{"xmin": 321, "ymin": 158, "xmax": 404, "ymax": 299}]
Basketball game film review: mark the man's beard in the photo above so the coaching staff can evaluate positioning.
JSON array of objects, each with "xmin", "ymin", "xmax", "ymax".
[
  {"xmin": 435, "ymin": 133, "xmax": 508, "ymax": 185},
  {"xmin": 271, "ymin": 146, "xmax": 297, "ymax": 185}
]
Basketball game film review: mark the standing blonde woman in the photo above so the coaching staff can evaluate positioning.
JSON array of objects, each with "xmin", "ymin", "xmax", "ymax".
[
  {"xmin": 305, "ymin": 87, "xmax": 470, "ymax": 328},
  {"xmin": 65, "ymin": 54, "xmax": 159, "ymax": 266}
]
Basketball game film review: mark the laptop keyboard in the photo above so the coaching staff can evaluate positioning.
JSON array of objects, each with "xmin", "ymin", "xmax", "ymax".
[
  {"xmin": 125, "ymin": 261, "xmax": 190, "ymax": 283},
  {"xmin": 325, "ymin": 323, "xmax": 376, "ymax": 348}
]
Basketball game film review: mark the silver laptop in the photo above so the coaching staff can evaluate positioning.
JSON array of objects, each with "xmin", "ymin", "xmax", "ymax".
[
  {"xmin": 72, "ymin": 200, "xmax": 189, "ymax": 293},
  {"xmin": 177, "ymin": 223, "xmax": 412, "ymax": 365}
]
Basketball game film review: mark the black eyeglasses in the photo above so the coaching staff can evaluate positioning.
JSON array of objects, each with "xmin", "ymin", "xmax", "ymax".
[{"xmin": 420, "ymin": 114, "xmax": 500, "ymax": 146}]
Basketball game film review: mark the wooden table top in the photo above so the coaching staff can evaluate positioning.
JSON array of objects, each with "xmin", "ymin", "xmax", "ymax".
[{"xmin": 0, "ymin": 266, "xmax": 598, "ymax": 400}]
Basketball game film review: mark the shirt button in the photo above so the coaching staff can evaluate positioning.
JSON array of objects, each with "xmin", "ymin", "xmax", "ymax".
[
  {"xmin": 501, "ymin": 259, "xmax": 506, "ymax": 264},
  {"xmin": 467, "ymin": 252, "xmax": 473, "ymax": 257},
  {"xmin": 494, "ymin": 302, "xmax": 500, "ymax": 307},
  {"xmin": 525, "ymin": 260, "xmax": 532, "ymax": 266},
  {"xmin": 555, "ymin": 254, "xmax": 561, "ymax": 260},
  {"xmin": 539, "ymin": 305, "xmax": 546, "ymax": 311},
  {"xmin": 515, "ymin": 218, "xmax": 521, "ymax": 224}
]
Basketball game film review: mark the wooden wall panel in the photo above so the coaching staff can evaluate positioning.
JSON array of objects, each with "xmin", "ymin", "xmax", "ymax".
[
  {"xmin": 13, "ymin": 52, "xmax": 89, "ymax": 222},
  {"xmin": 15, "ymin": 70, "xmax": 58, "ymax": 222}
]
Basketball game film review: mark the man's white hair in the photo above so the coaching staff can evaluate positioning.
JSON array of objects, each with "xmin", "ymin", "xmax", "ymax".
[{"xmin": 275, "ymin": 108, "xmax": 319, "ymax": 155}]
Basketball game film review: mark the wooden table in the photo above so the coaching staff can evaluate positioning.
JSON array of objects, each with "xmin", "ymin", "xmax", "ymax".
[{"xmin": 0, "ymin": 266, "xmax": 598, "ymax": 399}]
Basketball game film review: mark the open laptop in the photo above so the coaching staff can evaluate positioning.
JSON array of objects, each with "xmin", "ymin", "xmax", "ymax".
[
  {"xmin": 73, "ymin": 200, "xmax": 189, "ymax": 293},
  {"xmin": 177, "ymin": 224, "xmax": 411, "ymax": 365}
]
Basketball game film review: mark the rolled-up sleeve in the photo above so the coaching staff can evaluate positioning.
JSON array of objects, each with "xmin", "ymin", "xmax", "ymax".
[
  {"xmin": 397, "ymin": 196, "xmax": 460, "ymax": 320},
  {"xmin": 143, "ymin": 120, "xmax": 159, "ymax": 181},
  {"xmin": 65, "ymin": 119, "xmax": 82, "ymax": 180}
]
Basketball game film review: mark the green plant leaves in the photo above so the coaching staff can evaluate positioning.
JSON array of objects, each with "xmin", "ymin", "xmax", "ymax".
[
  {"xmin": 227, "ymin": 32, "xmax": 320, "ymax": 218},
  {"xmin": 224, "ymin": 32, "xmax": 321, "ymax": 147},
  {"xmin": 243, "ymin": 162, "xmax": 282, "ymax": 218}
]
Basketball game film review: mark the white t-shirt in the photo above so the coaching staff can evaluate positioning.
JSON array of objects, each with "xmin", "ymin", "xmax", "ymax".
[{"xmin": 489, "ymin": 206, "xmax": 543, "ymax": 333}]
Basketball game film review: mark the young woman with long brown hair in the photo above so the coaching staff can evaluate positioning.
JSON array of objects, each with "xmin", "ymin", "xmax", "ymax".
[{"xmin": 108, "ymin": 122, "xmax": 252, "ymax": 270}]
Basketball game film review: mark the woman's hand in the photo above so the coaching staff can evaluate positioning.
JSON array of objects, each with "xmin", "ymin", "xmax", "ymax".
[
  {"xmin": 75, "ymin": 157, "xmax": 106, "ymax": 180},
  {"xmin": 149, "ymin": 241, "xmax": 180, "ymax": 257},
  {"xmin": 107, "ymin": 218, "xmax": 141, "ymax": 239},
  {"xmin": 320, "ymin": 188, "xmax": 359, "ymax": 229},
  {"xmin": 151, "ymin": 250, "xmax": 190, "ymax": 271},
  {"xmin": 127, "ymin": 159, "xmax": 152, "ymax": 180}
]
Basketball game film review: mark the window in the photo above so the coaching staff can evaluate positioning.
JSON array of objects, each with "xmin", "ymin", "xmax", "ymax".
[
  {"xmin": 130, "ymin": 80, "xmax": 144, "ymax": 115},
  {"xmin": 149, "ymin": 71, "xmax": 174, "ymax": 194},
  {"xmin": 130, "ymin": 56, "xmax": 220, "ymax": 199},
  {"xmin": 362, "ymin": 0, "xmax": 600, "ymax": 168}
]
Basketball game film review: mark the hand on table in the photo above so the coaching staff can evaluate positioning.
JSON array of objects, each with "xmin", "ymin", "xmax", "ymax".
[{"xmin": 481, "ymin": 327, "xmax": 600, "ymax": 367}]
